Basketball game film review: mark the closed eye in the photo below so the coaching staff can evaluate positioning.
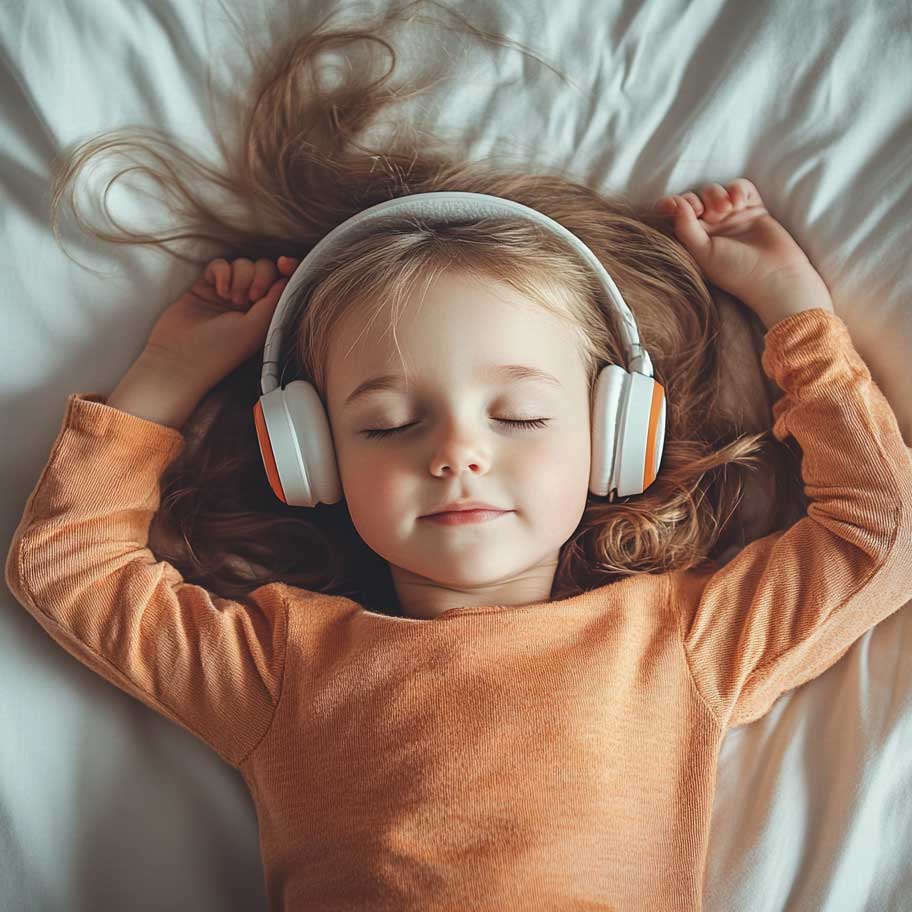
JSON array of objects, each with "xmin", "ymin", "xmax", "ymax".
[{"xmin": 362, "ymin": 418, "xmax": 551, "ymax": 440}]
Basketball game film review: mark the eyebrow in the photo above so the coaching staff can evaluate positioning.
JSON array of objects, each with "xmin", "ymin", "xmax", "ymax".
[{"xmin": 343, "ymin": 364, "xmax": 563, "ymax": 408}]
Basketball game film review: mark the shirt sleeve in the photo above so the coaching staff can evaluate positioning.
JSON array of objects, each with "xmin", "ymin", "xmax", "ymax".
[
  {"xmin": 4, "ymin": 393, "xmax": 288, "ymax": 768},
  {"xmin": 666, "ymin": 307, "xmax": 912, "ymax": 730}
]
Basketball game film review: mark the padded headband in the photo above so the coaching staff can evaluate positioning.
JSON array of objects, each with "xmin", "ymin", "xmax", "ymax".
[{"xmin": 259, "ymin": 191, "xmax": 655, "ymax": 395}]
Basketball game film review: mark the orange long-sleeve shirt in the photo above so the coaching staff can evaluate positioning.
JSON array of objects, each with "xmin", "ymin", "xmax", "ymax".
[{"xmin": 5, "ymin": 308, "xmax": 912, "ymax": 911}]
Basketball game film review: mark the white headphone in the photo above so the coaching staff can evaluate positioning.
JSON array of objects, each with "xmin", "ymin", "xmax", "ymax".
[{"xmin": 252, "ymin": 191, "xmax": 666, "ymax": 507}]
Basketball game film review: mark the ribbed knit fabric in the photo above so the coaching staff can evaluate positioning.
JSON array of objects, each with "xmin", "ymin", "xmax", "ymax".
[{"xmin": 5, "ymin": 307, "xmax": 912, "ymax": 911}]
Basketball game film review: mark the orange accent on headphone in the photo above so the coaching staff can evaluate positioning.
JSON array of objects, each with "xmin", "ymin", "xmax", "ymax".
[
  {"xmin": 642, "ymin": 381, "xmax": 665, "ymax": 490},
  {"xmin": 253, "ymin": 401, "xmax": 288, "ymax": 504}
]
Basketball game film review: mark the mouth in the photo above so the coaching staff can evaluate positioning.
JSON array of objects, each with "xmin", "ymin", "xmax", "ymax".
[{"xmin": 420, "ymin": 509, "xmax": 512, "ymax": 526}]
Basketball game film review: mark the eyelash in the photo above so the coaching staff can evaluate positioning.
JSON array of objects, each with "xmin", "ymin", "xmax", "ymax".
[{"xmin": 363, "ymin": 418, "xmax": 551, "ymax": 440}]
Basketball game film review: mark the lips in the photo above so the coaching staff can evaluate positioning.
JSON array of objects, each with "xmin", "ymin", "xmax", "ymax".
[
  {"xmin": 420, "ymin": 497, "xmax": 514, "ymax": 526},
  {"xmin": 423, "ymin": 501, "xmax": 504, "ymax": 516},
  {"xmin": 421, "ymin": 509, "xmax": 511, "ymax": 526}
]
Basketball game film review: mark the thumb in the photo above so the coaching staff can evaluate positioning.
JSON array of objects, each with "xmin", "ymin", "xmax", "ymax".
[
  {"xmin": 246, "ymin": 277, "xmax": 288, "ymax": 330},
  {"xmin": 671, "ymin": 197, "xmax": 712, "ymax": 262}
]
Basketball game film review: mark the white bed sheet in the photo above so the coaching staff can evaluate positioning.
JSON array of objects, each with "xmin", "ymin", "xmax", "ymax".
[{"xmin": 2, "ymin": 1, "xmax": 910, "ymax": 909}]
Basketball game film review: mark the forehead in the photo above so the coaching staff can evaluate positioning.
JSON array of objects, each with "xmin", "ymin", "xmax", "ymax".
[{"xmin": 325, "ymin": 270, "xmax": 584, "ymax": 403}]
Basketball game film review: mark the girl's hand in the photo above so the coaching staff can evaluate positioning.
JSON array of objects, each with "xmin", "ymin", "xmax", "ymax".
[
  {"xmin": 141, "ymin": 255, "xmax": 302, "ymax": 394},
  {"xmin": 655, "ymin": 179, "xmax": 833, "ymax": 327}
]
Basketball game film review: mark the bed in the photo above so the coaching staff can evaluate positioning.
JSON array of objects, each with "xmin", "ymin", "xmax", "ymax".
[{"xmin": 2, "ymin": 0, "xmax": 910, "ymax": 909}]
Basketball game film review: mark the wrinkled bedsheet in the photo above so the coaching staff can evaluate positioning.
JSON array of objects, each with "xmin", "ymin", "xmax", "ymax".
[{"xmin": 1, "ymin": 1, "xmax": 910, "ymax": 909}]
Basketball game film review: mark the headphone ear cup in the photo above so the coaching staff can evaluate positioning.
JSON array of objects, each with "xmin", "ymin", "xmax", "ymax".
[
  {"xmin": 590, "ymin": 365, "xmax": 666, "ymax": 499},
  {"xmin": 590, "ymin": 364, "xmax": 625, "ymax": 498},
  {"xmin": 253, "ymin": 381, "xmax": 343, "ymax": 507}
]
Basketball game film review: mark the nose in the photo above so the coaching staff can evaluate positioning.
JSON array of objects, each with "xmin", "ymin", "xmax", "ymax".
[{"xmin": 428, "ymin": 428, "xmax": 491, "ymax": 477}]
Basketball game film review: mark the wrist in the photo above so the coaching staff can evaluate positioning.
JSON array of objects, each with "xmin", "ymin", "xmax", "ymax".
[
  {"xmin": 107, "ymin": 355, "xmax": 205, "ymax": 430},
  {"xmin": 748, "ymin": 267, "xmax": 834, "ymax": 330}
]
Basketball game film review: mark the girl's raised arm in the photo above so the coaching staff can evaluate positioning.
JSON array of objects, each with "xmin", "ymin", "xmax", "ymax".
[
  {"xmin": 4, "ymin": 257, "xmax": 301, "ymax": 768},
  {"xmin": 654, "ymin": 180, "xmax": 912, "ymax": 729},
  {"xmin": 4, "ymin": 390, "xmax": 289, "ymax": 768},
  {"xmin": 666, "ymin": 306, "xmax": 912, "ymax": 730}
]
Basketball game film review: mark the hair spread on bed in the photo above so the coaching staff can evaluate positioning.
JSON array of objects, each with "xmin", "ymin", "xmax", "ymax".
[{"xmin": 48, "ymin": 0, "xmax": 805, "ymax": 616}]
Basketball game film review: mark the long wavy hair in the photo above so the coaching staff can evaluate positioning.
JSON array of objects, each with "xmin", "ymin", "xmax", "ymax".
[{"xmin": 49, "ymin": 0, "xmax": 805, "ymax": 617}]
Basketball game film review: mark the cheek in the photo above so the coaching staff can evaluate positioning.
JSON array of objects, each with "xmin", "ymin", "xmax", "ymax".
[
  {"xmin": 517, "ymin": 433, "xmax": 591, "ymax": 486},
  {"xmin": 337, "ymin": 446, "xmax": 412, "ymax": 524},
  {"xmin": 510, "ymin": 432, "xmax": 591, "ymax": 514}
]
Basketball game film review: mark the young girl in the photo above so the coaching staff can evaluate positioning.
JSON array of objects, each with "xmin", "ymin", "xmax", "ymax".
[{"xmin": 6, "ymin": 2, "xmax": 911, "ymax": 909}]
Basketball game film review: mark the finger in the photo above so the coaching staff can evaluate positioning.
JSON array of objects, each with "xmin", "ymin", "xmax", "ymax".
[
  {"xmin": 698, "ymin": 183, "xmax": 732, "ymax": 224},
  {"xmin": 245, "ymin": 278, "xmax": 289, "ymax": 329},
  {"xmin": 191, "ymin": 276, "xmax": 223, "ymax": 304},
  {"xmin": 672, "ymin": 196, "xmax": 712, "ymax": 258},
  {"xmin": 680, "ymin": 192, "xmax": 705, "ymax": 218},
  {"xmin": 277, "ymin": 256, "xmax": 302, "ymax": 276},
  {"xmin": 204, "ymin": 258, "xmax": 232, "ymax": 297},
  {"xmin": 248, "ymin": 258, "xmax": 280, "ymax": 302},
  {"xmin": 726, "ymin": 178, "xmax": 760, "ymax": 209},
  {"xmin": 228, "ymin": 258, "xmax": 256, "ymax": 305}
]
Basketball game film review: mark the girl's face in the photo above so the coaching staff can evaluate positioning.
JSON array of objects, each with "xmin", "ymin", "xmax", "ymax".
[{"xmin": 324, "ymin": 269, "xmax": 593, "ymax": 620}]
